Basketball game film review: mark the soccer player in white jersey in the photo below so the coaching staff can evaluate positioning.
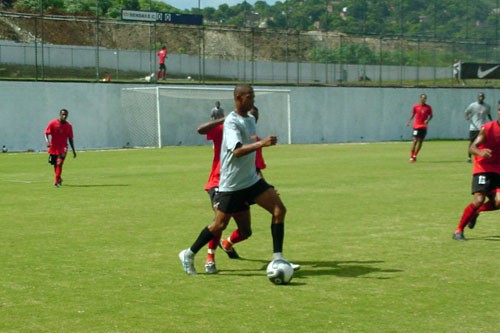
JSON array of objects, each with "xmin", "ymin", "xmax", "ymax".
[{"xmin": 179, "ymin": 84, "xmax": 299, "ymax": 275}]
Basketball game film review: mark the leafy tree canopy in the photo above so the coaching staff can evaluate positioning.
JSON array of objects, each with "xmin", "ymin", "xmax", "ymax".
[{"xmin": 8, "ymin": 0, "xmax": 500, "ymax": 42}]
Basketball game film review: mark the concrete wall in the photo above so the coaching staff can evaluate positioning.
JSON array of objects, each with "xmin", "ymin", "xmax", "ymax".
[{"xmin": 0, "ymin": 81, "xmax": 498, "ymax": 152}]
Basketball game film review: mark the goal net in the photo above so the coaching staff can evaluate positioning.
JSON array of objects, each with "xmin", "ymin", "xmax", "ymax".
[{"xmin": 121, "ymin": 86, "xmax": 291, "ymax": 148}]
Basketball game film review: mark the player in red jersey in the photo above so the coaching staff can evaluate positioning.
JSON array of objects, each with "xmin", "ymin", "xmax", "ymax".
[
  {"xmin": 196, "ymin": 106, "xmax": 267, "ymax": 274},
  {"xmin": 453, "ymin": 101, "xmax": 500, "ymax": 240},
  {"xmin": 157, "ymin": 46, "xmax": 168, "ymax": 80},
  {"xmin": 406, "ymin": 94, "xmax": 433, "ymax": 162},
  {"xmin": 44, "ymin": 109, "xmax": 76, "ymax": 187}
]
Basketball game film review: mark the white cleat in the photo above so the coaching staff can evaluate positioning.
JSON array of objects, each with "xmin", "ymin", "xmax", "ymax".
[{"xmin": 179, "ymin": 249, "xmax": 197, "ymax": 275}]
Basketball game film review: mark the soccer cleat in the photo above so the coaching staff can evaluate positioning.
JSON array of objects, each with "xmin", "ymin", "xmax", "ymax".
[
  {"xmin": 179, "ymin": 249, "xmax": 197, "ymax": 275},
  {"xmin": 468, "ymin": 215, "xmax": 478, "ymax": 229},
  {"xmin": 204, "ymin": 261, "xmax": 218, "ymax": 274},
  {"xmin": 218, "ymin": 239, "xmax": 240, "ymax": 259},
  {"xmin": 452, "ymin": 231, "xmax": 466, "ymax": 241},
  {"xmin": 57, "ymin": 178, "xmax": 63, "ymax": 185},
  {"xmin": 54, "ymin": 183, "xmax": 61, "ymax": 188},
  {"xmin": 290, "ymin": 263, "xmax": 301, "ymax": 271},
  {"xmin": 409, "ymin": 157, "xmax": 416, "ymax": 163}
]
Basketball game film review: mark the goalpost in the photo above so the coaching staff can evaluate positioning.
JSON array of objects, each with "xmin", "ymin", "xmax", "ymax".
[{"xmin": 121, "ymin": 86, "xmax": 291, "ymax": 148}]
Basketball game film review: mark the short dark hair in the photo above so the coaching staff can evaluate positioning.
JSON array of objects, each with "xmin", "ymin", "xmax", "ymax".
[{"xmin": 60, "ymin": 108, "xmax": 69, "ymax": 115}]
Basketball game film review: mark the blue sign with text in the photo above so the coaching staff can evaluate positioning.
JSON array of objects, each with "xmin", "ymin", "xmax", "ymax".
[{"xmin": 121, "ymin": 10, "xmax": 202, "ymax": 26}]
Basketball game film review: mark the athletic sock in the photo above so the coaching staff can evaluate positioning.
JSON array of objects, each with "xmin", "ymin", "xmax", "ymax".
[
  {"xmin": 456, "ymin": 203, "xmax": 478, "ymax": 232},
  {"xmin": 229, "ymin": 229, "xmax": 247, "ymax": 245},
  {"xmin": 271, "ymin": 223, "xmax": 284, "ymax": 254},
  {"xmin": 55, "ymin": 164, "xmax": 62, "ymax": 184},
  {"xmin": 206, "ymin": 251, "xmax": 215, "ymax": 263},
  {"xmin": 207, "ymin": 230, "xmax": 222, "ymax": 250},
  {"xmin": 190, "ymin": 227, "xmax": 215, "ymax": 254}
]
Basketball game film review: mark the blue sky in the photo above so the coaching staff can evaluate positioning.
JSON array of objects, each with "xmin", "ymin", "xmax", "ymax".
[{"xmin": 160, "ymin": 0, "xmax": 279, "ymax": 10}]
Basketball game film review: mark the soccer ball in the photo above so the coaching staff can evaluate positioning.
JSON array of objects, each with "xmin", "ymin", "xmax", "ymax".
[
  {"xmin": 266, "ymin": 259, "xmax": 294, "ymax": 285},
  {"xmin": 187, "ymin": 75, "xmax": 192, "ymax": 80}
]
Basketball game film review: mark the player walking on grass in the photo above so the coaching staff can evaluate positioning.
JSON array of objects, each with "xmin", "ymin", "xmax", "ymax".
[
  {"xmin": 179, "ymin": 84, "xmax": 299, "ymax": 275},
  {"xmin": 44, "ymin": 109, "xmax": 76, "ymax": 187},
  {"xmin": 453, "ymin": 101, "xmax": 500, "ymax": 241},
  {"xmin": 197, "ymin": 107, "xmax": 268, "ymax": 274},
  {"xmin": 406, "ymin": 94, "xmax": 433, "ymax": 162}
]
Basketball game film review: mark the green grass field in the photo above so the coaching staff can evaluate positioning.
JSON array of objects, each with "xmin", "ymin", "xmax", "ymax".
[{"xmin": 1, "ymin": 141, "xmax": 498, "ymax": 332}]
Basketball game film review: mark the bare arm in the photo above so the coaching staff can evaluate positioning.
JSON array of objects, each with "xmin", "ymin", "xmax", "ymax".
[
  {"xmin": 197, "ymin": 117, "xmax": 224, "ymax": 135},
  {"xmin": 233, "ymin": 135, "xmax": 278, "ymax": 158},
  {"xmin": 424, "ymin": 114, "xmax": 432, "ymax": 124},
  {"xmin": 406, "ymin": 113, "xmax": 415, "ymax": 126},
  {"xmin": 469, "ymin": 127, "xmax": 491, "ymax": 158},
  {"xmin": 44, "ymin": 134, "xmax": 51, "ymax": 147},
  {"xmin": 68, "ymin": 138, "xmax": 77, "ymax": 158}
]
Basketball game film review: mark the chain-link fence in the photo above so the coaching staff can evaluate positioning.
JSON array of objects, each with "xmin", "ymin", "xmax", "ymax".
[{"xmin": 0, "ymin": 10, "xmax": 498, "ymax": 86}]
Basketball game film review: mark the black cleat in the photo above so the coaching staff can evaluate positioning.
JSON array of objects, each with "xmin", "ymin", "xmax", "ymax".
[
  {"xmin": 218, "ymin": 239, "xmax": 240, "ymax": 259},
  {"xmin": 468, "ymin": 215, "xmax": 477, "ymax": 229},
  {"xmin": 452, "ymin": 231, "xmax": 466, "ymax": 241}
]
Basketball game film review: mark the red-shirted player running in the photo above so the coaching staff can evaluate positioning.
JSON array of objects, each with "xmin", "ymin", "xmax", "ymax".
[
  {"xmin": 406, "ymin": 94, "xmax": 433, "ymax": 162},
  {"xmin": 453, "ymin": 102, "xmax": 500, "ymax": 240},
  {"xmin": 44, "ymin": 109, "xmax": 76, "ymax": 187}
]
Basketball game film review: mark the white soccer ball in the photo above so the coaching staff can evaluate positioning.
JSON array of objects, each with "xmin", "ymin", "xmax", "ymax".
[
  {"xmin": 187, "ymin": 75, "xmax": 192, "ymax": 80},
  {"xmin": 266, "ymin": 258, "xmax": 294, "ymax": 285}
]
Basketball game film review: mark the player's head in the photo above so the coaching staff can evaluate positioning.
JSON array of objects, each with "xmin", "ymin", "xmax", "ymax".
[
  {"xmin": 478, "ymin": 92, "xmax": 485, "ymax": 103},
  {"xmin": 234, "ymin": 84, "xmax": 255, "ymax": 113},
  {"xmin": 420, "ymin": 94, "xmax": 427, "ymax": 104},
  {"xmin": 59, "ymin": 109, "xmax": 69, "ymax": 122},
  {"xmin": 215, "ymin": 101, "xmax": 220, "ymax": 108},
  {"xmin": 249, "ymin": 106, "xmax": 259, "ymax": 123}
]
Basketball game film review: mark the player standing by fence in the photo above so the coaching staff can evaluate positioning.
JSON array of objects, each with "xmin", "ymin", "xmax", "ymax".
[
  {"xmin": 157, "ymin": 46, "xmax": 168, "ymax": 80},
  {"xmin": 464, "ymin": 92, "xmax": 491, "ymax": 162}
]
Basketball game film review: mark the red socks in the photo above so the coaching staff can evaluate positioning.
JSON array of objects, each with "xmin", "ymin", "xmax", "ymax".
[
  {"xmin": 228, "ymin": 229, "xmax": 247, "ymax": 244},
  {"xmin": 54, "ymin": 162, "xmax": 63, "ymax": 184},
  {"xmin": 456, "ymin": 203, "xmax": 478, "ymax": 232}
]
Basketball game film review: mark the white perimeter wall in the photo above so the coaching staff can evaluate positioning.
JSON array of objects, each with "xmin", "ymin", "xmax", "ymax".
[{"xmin": 0, "ymin": 81, "xmax": 498, "ymax": 152}]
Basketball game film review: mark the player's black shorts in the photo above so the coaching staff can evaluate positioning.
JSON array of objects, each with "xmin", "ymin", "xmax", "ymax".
[
  {"xmin": 469, "ymin": 130, "xmax": 480, "ymax": 142},
  {"xmin": 206, "ymin": 187, "xmax": 218, "ymax": 205},
  {"xmin": 412, "ymin": 128, "xmax": 427, "ymax": 140},
  {"xmin": 471, "ymin": 172, "xmax": 500, "ymax": 194},
  {"xmin": 48, "ymin": 154, "xmax": 66, "ymax": 165},
  {"xmin": 159, "ymin": 63, "xmax": 166, "ymax": 70},
  {"xmin": 214, "ymin": 179, "xmax": 273, "ymax": 214}
]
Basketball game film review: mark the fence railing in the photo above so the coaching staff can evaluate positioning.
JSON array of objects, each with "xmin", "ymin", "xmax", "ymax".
[{"xmin": 0, "ymin": 11, "xmax": 498, "ymax": 86}]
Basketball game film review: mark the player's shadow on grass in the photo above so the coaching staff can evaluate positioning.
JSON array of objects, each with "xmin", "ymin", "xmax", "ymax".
[
  {"xmin": 467, "ymin": 235, "xmax": 500, "ymax": 241},
  {"xmin": 291, "ymin": 260, "xmax": 402, "ymax": 280},
  {"xmin": 222, "ymin": 258, "xmax": 402, "ymax": 280}
]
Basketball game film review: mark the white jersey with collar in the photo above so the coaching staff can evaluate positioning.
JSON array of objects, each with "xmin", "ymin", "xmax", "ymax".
[
  {"xmin": 465, "ymin": 101, "xmax": 491, "ymax": 131},
  {"xmin": 219, "ymin": 110, "xmax": 259, "ymax": 192}
]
